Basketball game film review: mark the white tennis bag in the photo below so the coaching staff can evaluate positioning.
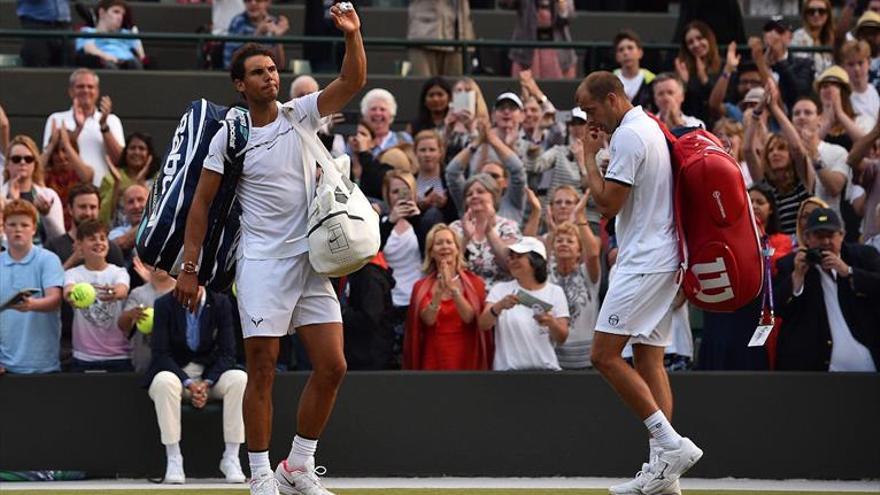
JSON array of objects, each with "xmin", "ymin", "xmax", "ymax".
[{"xmin": 287, "ymin": 109, "xmax": 380, "ymax": 277}]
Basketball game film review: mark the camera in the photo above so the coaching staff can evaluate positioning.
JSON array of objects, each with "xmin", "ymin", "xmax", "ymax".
[{"xmin": 805, "ymin": 248, "xmax": 826, "ymax": 265}]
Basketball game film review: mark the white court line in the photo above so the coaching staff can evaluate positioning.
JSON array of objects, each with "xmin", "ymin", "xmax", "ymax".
[{"xmin": 1, "ymin": 478, "xmax": 878, "ymax": 492}]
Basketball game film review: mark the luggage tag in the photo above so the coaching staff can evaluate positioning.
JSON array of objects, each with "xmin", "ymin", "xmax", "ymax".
[
  {"xmin": 748, "ymin": 324, "xmax": 774, "ymax": 347},
  {"xmin": 749, "ymin": 239, "xmax": 775, "ymax": 348}
]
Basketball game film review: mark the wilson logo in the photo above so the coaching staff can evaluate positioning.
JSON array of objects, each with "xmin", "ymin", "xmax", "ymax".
[{"xmin": 691, "ymin": 257, "xmax": 734, "ymax": 304}]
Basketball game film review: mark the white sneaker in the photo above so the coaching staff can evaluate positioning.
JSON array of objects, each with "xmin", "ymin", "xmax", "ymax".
[
  {"xmin": 275, "ymin": 457, "xmax": 335, "ymax": 495},
  {"xmin": 163, "ymin": 455, "xmax": 185, "ymax": 484},
  {"xmin": 642, "ymin": 438, "xmax": 703, "ymax": 495},
  {"xmin": 608, "ymin": 463, "xmax": 681, "ymax": 495},
  {"xmin": 250, "ymin": 470, "xmax": 281, "ymax": 495},
  {"xmin": 220, "ymin": 455, "xmax": 247, "ymax": 483}
]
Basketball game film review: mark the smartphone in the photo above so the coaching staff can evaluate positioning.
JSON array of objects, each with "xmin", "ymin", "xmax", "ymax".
[
  {"xmin": 395, "ymin": 185, "xmax": 412, "ymax": 205},
  {"xmin": 452, "ymin": 90, "xmax": 476, "ymax": 115},
  {"xmin": 0, "ymin": 288, "xmax": 41, "ymax": 311},
  {"xmin": 423, "ymin": 186, "xmax": 434, "ymax": 198}
]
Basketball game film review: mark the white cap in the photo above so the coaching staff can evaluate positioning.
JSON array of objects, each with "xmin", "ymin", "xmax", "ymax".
[
  {"xmin": 571, "ymin": 107, "xmax": 587, "ymax": 122},
  {"xmin": 508, "ymin": 236, "xmax": 547, "ymax": 260},
  {"xmin": 495, "ymin": 92, "xmax": 524, "ymax": 110}
]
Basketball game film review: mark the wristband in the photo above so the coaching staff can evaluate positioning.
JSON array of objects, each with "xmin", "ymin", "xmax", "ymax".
[
  {"xmin": 468, "ymin": 144, "xmax": 480, "ymax": 154},
  {"xmin": 490, "ymin": 305, "xmax": 500, "ymax": 317},
  {"xmin": 100, "ymin": 125, "xmax": 110, "ymax": 133}
]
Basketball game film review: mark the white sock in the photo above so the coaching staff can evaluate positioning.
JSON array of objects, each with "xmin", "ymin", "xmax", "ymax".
[
  {"xmin": 224, "ymin": 442, "xmax": 240, "ymax": 460},
  {"xmin": 643, "ymin": 410, "xmax": 682, "ymax": 450},
  {"xmin": 248, "ymin": 450, "xmax": 272, "ymax": 477},
  {"xmin": 165, "ymin": 443, "xmax": 181, "ymax": 460},
  {"xmin": 648, "ymin": 438, "xmax": 662, "ymax": 463},
  {"xmin": 287, "ymin": 435, "xmax": 318, "ymax": 469}
]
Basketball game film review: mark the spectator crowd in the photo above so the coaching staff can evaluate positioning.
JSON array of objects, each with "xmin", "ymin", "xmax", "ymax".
[{"xmin": 4, "ymin": 2, "xmax": 880, "ymax": 377}]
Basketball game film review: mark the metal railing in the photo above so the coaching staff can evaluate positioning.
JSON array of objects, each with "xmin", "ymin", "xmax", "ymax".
[{"xmin": 0, "ymin": 28, "xmax": 833, "ymax": 74}]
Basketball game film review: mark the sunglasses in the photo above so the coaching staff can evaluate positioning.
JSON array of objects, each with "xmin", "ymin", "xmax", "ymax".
[
  {"xmin": 9, "ymin": 155, "xmax": 35, "ymax": 164},
  {"xmin": 806, "ymin": 7, "xmax": 828, "ymax": 16}
]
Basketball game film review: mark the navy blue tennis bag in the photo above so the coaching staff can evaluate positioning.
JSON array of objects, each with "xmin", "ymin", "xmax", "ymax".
[{"xmin": 136, "ymin": 99, "xmax": 250, "ymax": 291}]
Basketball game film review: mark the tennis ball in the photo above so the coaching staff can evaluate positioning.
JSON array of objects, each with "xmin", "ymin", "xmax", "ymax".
[
  {"xmin": 70, "ymin": 283, "xmax": 96, "ymax": 309},
  {"xmin": 136, "ymin": 307, "xmax": 154, "ymax": 335}
]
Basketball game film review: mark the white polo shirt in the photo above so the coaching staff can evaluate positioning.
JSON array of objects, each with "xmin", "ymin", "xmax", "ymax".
[
  {"xmin": 203, "ymin": 92, "xmax": 321, "ymax": 260},
  {"xmin": 43, "ymin": 108, "xmax": 125, "ymax": 187},
  {"xmin": 816, "ymin": 141, "xmax": 851, "ymax": 216},
  {"xmin": 605, "ymin": 106, "xmax": 679, "ymax": 274}
]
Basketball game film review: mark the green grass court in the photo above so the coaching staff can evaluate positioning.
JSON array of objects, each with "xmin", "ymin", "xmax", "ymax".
[{"xmin": 2, "ymin": 490, "xmax": 877, "ymax": 495}]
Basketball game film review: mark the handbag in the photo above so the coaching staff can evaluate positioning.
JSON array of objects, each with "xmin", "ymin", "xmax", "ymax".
[{"xmin": 286, "ymin": 110, "xmax": 381, "ymax": 277}]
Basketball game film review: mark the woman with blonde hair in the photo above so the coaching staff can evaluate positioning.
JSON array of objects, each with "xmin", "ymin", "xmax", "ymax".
[
  {"xmin": 791, "ymin": 0, "xmax": 835, "ymax": 77},
  {"xmin": 548, "ymin": 221, "xmax": 600, "ymax": 369},
  {"xmin": 1, "ymin": 135, "xmax": 64, "ymax": 243},
  {"xmin": 380, "ymin": 170, "xmax": 442, "ymax": 363},
  {"xmin": 404, "ymin": 224, "xmax": 490, "ymax": 370}
]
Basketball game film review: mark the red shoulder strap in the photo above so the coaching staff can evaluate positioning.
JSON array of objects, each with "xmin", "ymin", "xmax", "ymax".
[
  {"xmin": 645, "ymin": 111, "xmax": 678, "ymax": 145},
  {"xmin": 646, "ymin": 111, "xmax": 688, "ymax": 276}
]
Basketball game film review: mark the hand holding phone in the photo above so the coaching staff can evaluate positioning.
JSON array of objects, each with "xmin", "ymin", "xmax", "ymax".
[{"xmin": 0, "ymin": 288, "xmax": 41, "ymax": 312}]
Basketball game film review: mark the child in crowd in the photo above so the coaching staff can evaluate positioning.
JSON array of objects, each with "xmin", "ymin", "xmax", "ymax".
[{"xmin": 63, "ymin": 219, "xmax": 131, "ymax": 372}]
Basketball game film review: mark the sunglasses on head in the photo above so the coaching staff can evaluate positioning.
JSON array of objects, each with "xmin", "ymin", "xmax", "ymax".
[
  {"xmin": 806, "ymin": 7, "xmax": 828, "ymax": 15},
  {"xmin": 9, "ymin": 155, "xmax": 35, "ymax": 164}
]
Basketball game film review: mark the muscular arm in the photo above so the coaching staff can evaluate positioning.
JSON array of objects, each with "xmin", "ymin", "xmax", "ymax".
[
  {"xmin": 181, "ymin": 169, "xmax": 223, "ymax": 265},
  {"xmin": 583, "ymin": 150, "xmax": 630, "ymax": 218},
  {"xmin": 317, "ymin": 30, "xmax": 366, "ymax": 117}
]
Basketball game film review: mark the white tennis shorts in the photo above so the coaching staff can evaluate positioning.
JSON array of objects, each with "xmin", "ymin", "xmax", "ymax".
[
  {"xmin": 236, "ymin": 252, "xmax": 342, "ymax": 338},
  {"xmin": 595, "ymin": 270, "xmax": 680, "ymax": 347}
]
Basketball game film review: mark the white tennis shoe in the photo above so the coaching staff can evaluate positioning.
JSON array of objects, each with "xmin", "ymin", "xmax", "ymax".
[{"xmin": 275, "ymin": 457, "xmax": 335, "ymax": 495}]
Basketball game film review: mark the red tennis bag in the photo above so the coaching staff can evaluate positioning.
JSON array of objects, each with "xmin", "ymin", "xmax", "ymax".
[{"xmin": 649, "ymin": 115, "xmax": 764, "ymax": 312}]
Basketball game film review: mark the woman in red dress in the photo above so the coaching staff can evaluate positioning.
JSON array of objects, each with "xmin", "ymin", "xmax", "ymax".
[{"xmin": 403, "ymin": 224, "xmax": 491, "ymax": 370}]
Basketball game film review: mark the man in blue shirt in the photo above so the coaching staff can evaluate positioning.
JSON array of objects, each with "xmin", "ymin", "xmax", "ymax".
[
  {"xmin": 0, "ymin": 200, "xmax": 64, "ymax": 374},
  {"xmin": 145, "ymin": 288, "xmax": 245, "ymax": 484},
  {"xmin": 223, "ymin": 0, "xmax": 288, "ymax": 69},
  {"xmin": 16, "ymin": 0, "xmax": 72, "ymax": 66}
]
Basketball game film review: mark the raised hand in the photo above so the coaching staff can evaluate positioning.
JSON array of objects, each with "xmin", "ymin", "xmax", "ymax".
[
  {"xmin": 274, "ymin": 15, "xmax": 290, "ymax": 36},
  {"xmin": 526, "ymin": 186, "xmax": 541, "ymax": 213},
  {"xmin": 330, "ymin": 2, "xmax": 361, "ymax": 34},
  {"xmin": 105, "ymin": 154, "xmax": 122, "ymax": 183},
  {"xmin": 674, "ymin": 57, "xmax": 690, "ymax": 84},
  {"xmin": 33, "ymin": 193, "xmax": 53, "ymax": 216},
  {"xmin": 136, "ymin": 155, "xmax": 153, "ymax": 182},
  {"xmin": 572, "ymin": 190, "xmax": 590, "ymax": 223},
  {"xmin": 582, "ymin": 125, "xmax": 604, "ymax": 156},
  {"xmin": 725, "ymin": 41, "xmax": 740, "ymax": 74},
  {"xmin": 99, "ymin": 96, "xmax": 112, "ymax": 127},
  {"xmin": 462, "ymin": 209, "xmax": 478, "ymax": 239},
  {"xmin": 132, "ymin": 256, "xmax": 152, "ymax": 283}
]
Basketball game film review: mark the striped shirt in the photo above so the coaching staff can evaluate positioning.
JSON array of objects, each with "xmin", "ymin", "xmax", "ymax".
[{"xmin": 772, "ymin": 181, "xmax": 811, "ymax": 236}]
